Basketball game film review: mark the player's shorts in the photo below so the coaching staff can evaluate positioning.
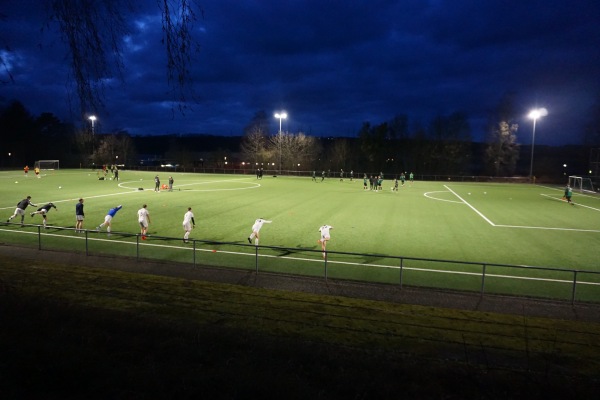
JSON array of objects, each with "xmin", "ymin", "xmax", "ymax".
[
  {"xmin": 39, "ymin": 209, "xmax": 48, "ymax": 215},
  {"xmin": 321, "ymin": 235, "xmax": 330, "ymax": 241},
  {"xmin": 183, "ymin": 222, "xmax": 192, "ymax": 231},
  {"xmin": 139, "ymin": 220, "xmax": 148, "ymax": 228},
  {"xmin": 76, "ymin": 215, "xmax": 84, "ymax": 221},
  {"xmin": 13, "ymin": 208, "xmax": 25, "ymax": 216},
  {"xmin": 104, "ymin": 215, "xmax": 113, "ymax": 224}
]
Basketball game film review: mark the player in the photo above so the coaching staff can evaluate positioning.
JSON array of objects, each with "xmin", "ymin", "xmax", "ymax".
[
  {"xmin": 31, "ymin": 202, "xmax": 58, "ymax": 228},
  {"xmin": 317, "ymin": 224, "xmax": 333, "ymax": 259},
  {"xmin": 321, "ymin": 170, "xmax": 325, "ymax": 182},
  {"xmin": 24, "ymin": 165, "xmax": 29, "ymax": 177},
  {"xmin": 138, "ymin": 204, "xmax": 151, "ymax": 238},
  {"xmin": 409, "ymin": 172, "xmax": 414, "ymax": 186},
  {"xmin": 154, "ymin": 175, "xmax": 160, "ymax": 192},
  {"xmin": 400, "ymin": 172, "xmax": 406, "ymax": 186},
  {"xmin": 7, "ymin": 196, "xmax": 37, "ymax": 226},
  {"xmin": 393, "ymin": 178, "xmax": 399, "ymax": 192},
  {"xmin": 97, "ymin": 205, "xmax": 122, "ymax": 234},
  {"xmin": 247, "ymin": 218, "xmax": 272, "ymax": 246},
  {"xmin": 339, "ymin": 169, "xmax": 344, "ymax": 181},
  {"xmin": 363, "ymin": 174, "xmax": 368, "ymax": 190},
  {"xmin": 182, "ymin": 207, "xmax": 196, "ymax": 243},
  {"xmin": 168, "ymin": 176, "xmax": 174, "ymax": 191},
  {"xmin": 350, "ymin": 170, "xmax": 354, "ymax": 181},
  {"xmin": 312, "ymin": 170, "xmax": 317, "ymax": 182},
  {"xmin": 34, "ymin": 166, "xmax": 40, "ymax": 178},
  {"xmin": 564, "ymin": 184, "xmax": 574, "ymax": 205},
  {"xmin": 75, "ymin": 198, "xmax": 85, "ymax": 232}
]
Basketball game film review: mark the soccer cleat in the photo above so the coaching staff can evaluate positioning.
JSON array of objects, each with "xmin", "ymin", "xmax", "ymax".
[
  {"xmin": 30, "ymin": 213, "xmax": 34, "ymax": 217},
  {"xmin": 142, "ymin": 236, "xmax": 147, "ymax": 240},
  {"xmin": 247, "ymin": 237, "xmax": 252, "ymax": 244}
]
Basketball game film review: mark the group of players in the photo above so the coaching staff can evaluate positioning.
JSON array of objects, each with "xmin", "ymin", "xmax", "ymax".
[
  {"xmin": 6, "ymin": 195, "xmax": 196, "ymax": 243},
  {"xmin": 7, "ymin": 195, "xmax": 333, "ymax": 257}
]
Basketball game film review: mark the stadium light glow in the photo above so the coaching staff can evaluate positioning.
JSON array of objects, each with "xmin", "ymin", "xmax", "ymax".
[{"xmin": 528, "ymin": 108, "xmax": 547, "ymax": 182}]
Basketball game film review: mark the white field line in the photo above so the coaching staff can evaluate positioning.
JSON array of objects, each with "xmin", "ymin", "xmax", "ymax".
[
  {"xmin": 444, "ymin": 185, "xmax": 496, "ymax": 226},
  {"xmin": 1, "ymin": 178, "xmax": 260, "ymax": 211},
  {"xmin": 436, "ymin": 186, "xmax": 600, "ymax": 233},
  {"xmin": 3, "ymin": 228, "xmax": 599, "ymax": 287},
  {"xmin": 540, "ymin": 193, "xmax": 600, "ymax": 212},
  {"xmin": 423, "ymin": 191, "xmax": 463, "ymax": 204},
  {"xmin": 118, "ymin": 178, "xmax": 261, "ymax": 192}
]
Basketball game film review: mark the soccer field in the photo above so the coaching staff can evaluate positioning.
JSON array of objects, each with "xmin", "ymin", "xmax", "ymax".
[{"xmin": 1, "ymin": 169, "xmax": 599, "ymax": 299}]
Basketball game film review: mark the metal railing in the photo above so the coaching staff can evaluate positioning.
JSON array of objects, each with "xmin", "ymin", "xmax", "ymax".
[{"xmin": 1, "ymin": 222, "xmax": 599, "ymax": 304}]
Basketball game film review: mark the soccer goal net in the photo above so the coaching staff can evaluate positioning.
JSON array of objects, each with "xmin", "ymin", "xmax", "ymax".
[
  {"xmin": 35, "ymin": 160, "xmax": 60, "ymax": 170},
  {"xmin": 568, "ymin": 175, "xmax": 595, "ymax": 193}
]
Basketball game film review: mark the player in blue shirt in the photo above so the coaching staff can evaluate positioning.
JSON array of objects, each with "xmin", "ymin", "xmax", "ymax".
[{"xmin": 97, "ymin": 205, "xmax": 123, "ymax": 234}]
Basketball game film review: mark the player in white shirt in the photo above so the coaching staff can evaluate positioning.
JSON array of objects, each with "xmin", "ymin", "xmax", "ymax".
[
  {"xmin": 247, "ymin": 218, "xmax": 272, "ymax": 246},
  {"xmin": 137, "ymin": 204, "xmax": 151, "ymax": 239},
  {"xmin": 318, "ymin": 225, "xmax": 333, "ymax": 258},
  {"xmin": 182, "ymin": 207, "xmax": 195, "ymax": 243}
]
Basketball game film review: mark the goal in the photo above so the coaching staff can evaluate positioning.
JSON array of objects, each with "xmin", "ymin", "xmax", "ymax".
[
  {"xmin": 35, "ymin": 160, "xmax": 60, "ymax": 170},
  {"xmin": 568, "ymin": 175, "xmax": 595, "ymax": 193}
]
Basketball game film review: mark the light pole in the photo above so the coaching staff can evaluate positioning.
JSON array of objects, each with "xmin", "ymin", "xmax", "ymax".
[
  {"xmin": 274, "ymin": 111, "xmax": 287, "ymax": 175},
  {"xmin": 89, "ymin": 115, "xmax": 97, "ymax": 166},
  {"xmin": 528, "ymin": 108, "xmax": 547, "ymax": 183}
]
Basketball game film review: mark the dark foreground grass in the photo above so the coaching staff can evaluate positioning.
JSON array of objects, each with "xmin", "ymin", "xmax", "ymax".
[{"xmin": 1, "ymin": 255, "xmax": 599, "ymax": 399}]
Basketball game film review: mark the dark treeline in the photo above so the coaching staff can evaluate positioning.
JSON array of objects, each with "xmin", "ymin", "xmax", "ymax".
[{"xmin": 0, "ymin": 100, "xmax": 597, "ymax": 183}]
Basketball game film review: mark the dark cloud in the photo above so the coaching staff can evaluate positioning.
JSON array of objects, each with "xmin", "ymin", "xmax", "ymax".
[{"xmin": 2, "ymin": 0, "xmax": 599, "ymax": 144}]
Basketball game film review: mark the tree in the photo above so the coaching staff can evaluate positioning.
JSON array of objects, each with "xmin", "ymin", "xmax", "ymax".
[
  {"xmin": 47, "ymin": 0, "xmax": 202, "ymax": 119},
  {"xmin": 268, "ymin": 131, "xmax": 319, "ymax": 172},
  {"xmin": 486, "ymin": 121, "xmax": 519, "ymax": 176},
  {"xmin": 485, "ymin": 94, "xmax": 520, "ymax": 176},
  {"xmin": 0, "ymin": 101, "xmax": 35, "ymax": 166},
  {"xmin": 428, "ymin": 112, "xmax": 472, "ymax": 175},
  {"xmin": 241, "ymin": 111, "xmax": 270, "ymax": 165}
]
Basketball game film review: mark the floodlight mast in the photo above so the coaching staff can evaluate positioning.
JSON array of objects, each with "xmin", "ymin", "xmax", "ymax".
[
  {"xmin": 528, "ymin": 108, "xmax": 547, "ymax": 183},
  {"xmin": 89, "ymin": 115, "xmax": 97, "ymax": 158},
  {"xmin": 274, "ymin": 111, "xmax": 287, "ymax": 175}
]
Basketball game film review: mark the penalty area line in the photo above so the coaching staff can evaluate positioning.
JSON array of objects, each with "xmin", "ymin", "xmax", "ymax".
[{"xmin": 444, "ymin": 185, "xmax": 496, "ymax": 226}]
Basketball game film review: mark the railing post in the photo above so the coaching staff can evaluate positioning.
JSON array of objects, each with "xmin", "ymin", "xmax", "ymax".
[
  {"xmin": 255, "ymin": 245, "xmax": 259, "ymax": 273},
  {"xmin": 324, "ymin": 251, "xmax": 328, "ymax": 280},
  {"xmin": 85, "ymin": 230, "xmax": 89, "ymax": 256},
  {"xmin": 38, "ymin": 225, "xmax": 42, "ymax": 250},
  {"xmin": 399, "ymin": 258, "xmax": 404, "ymax": 289},
  {"xmin": 136, "ymin": 234, "xmax": 140, "ymax": 261},
  {"xmin": 480, "ymin": 264, "xmax": 487, "ymax": 297},
  {"xmin": 571, "ymin": 270, "xmax": 578, "ymax": 305},
  {"xmin": 192, "ymin": 240, "xmax": 196, "ymax": 267}
]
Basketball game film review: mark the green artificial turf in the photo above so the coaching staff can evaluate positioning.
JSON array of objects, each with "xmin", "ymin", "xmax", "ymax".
[{"xmin": 1, "ymin": 169, "xmax": 599, "ymax": 300}]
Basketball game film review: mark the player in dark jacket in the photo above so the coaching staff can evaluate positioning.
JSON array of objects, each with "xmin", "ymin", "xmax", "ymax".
[
  {"xmin": 7, "ymin": 196, "xmax": 36, "ymax": 226},
  {"xmin": 31, "ymin": 202, "xmax": 58, "ymax": 229}
]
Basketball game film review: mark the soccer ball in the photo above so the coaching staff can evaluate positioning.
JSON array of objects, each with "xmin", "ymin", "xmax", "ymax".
[
  {"xmin": 15, "ymin": 181, "xmax": 18, "ymax": 184},
  {"xmin": 58, "ymin": 186, "xmax": 62, "ymax": 189}
]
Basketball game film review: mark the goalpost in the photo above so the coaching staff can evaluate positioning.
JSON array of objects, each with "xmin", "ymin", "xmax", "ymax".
[
  {"xmin": 35, "ymin": 160, "xmax": 60, "ymax": 170},
  {"xmin": 568, "ymin": 175, "xmax": 595, "ymax": 193}
]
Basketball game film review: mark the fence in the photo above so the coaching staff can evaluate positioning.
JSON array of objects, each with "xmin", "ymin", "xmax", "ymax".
[{"xmin": 1, "ymin": 222, "xmax": 599, "ymax": 304}]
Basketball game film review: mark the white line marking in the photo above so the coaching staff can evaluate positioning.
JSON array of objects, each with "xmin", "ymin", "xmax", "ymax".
[
  {"xmin": 444, "ymin": 185, "xmax": 496, "ymax": 226},
  {"xmin": 2, "ymin": 228, "xmax": 598, "ymax": 287},
  {"xmin": 424, "ymin": 191, "xmax": 463, "ymax": 204},
  {"xmin": 540, "ymin": 193, "xmax": 600, "ymax": 212}
]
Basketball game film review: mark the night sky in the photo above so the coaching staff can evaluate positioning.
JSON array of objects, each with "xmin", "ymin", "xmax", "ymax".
[{"xmin": 2, "ymin": 0, "xmax": 599, "ymax": 145}]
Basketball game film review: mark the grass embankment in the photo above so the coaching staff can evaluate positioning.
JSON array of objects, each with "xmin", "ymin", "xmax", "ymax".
[{"xmin": 1, "ymin": 255, "xmax": 599, "ymax": 399}]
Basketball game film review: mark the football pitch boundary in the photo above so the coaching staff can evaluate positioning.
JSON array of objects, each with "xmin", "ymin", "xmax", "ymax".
[{"xmin": 2, "ymin": 227, "xmax": 599, "ymax": 289}]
